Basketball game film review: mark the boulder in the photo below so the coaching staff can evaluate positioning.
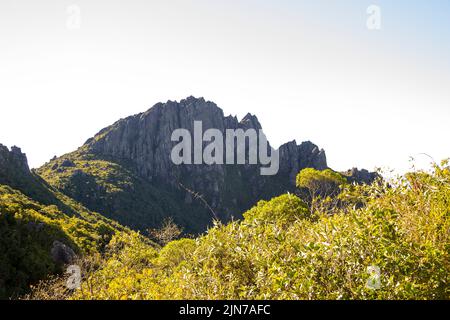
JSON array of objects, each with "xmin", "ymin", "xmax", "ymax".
[{"xmin": 51, "ymin": 240, "xmax": 77, "ymax": 265}]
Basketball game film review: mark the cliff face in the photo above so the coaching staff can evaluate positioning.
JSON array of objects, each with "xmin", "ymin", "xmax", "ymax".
[
  {"xmin": 83, "ymin": 97, "xmax": 326, "ymax": 221},
  {"xmin": 0, "ymin": 144, "xmax": 41, "ymax": 199},
  {"xmin": 0, "ymin": 145, "xmax": 30, "ymax": 184},
  {"xmin": 37, "ymin": 96, "xmax": 353, "ymax": 232},
  {"xmin": 86, "ymin": 97, "xmax": 326, "ymax": 180}
]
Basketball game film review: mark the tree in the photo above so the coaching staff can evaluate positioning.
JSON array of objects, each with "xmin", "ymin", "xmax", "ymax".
[
  {"xmin": 296, "ymin": 168, "xmax": 347, "ymax": 212},
  {"xmin": 148, "ymin": 217, "xmax": 183, "ymax": 246}
]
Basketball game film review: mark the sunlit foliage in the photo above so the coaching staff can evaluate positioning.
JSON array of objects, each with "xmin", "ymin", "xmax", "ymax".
[
  {"xmin": 0, "ymin": 184, "xmax": 122, "ymax": 299},
  {"xmin": 56, "ymin": 161, "xmax": 449, "ymax": 300}
]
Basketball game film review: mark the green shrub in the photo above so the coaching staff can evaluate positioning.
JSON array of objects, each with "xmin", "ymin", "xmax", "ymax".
[
  {"xmin": 297, "ymin": 168, "xmax": 347, "ymax": 199},
  {"xmin": 156, "ymin": 238, "xmax": 196, "ymax": 270},
  {"xmin": 243, "ymin": 194, "xmax": 311, "ymax": 225}
]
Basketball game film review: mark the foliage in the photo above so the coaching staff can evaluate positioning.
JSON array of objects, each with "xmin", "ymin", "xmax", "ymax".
[
  {"xmin": 148, "ymin": 217, "xmax": 183, "ymax": 246},
  {"xmin": 0, "ymin": 184, "xmax": 123, "ymax": 299},
  {"xmin": 156, "ymin": 238, "xmax": 196, "ymax": 270},
  {"xmin": 49, "ymin": 161, "xmax": 450, "ymax": 300},
  {"xmin": 243, "ymin": 194, "xmax": 312, "ymax": 225},
  {"xmin": 296, "ymin": 168, "xmax": 347, "ymax": 199},
  {"xmin": 37, "ymin": 153, "xmax": 213, "ymax": 234}
]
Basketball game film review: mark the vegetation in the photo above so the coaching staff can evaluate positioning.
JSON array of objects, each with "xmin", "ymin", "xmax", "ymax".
[
  {"xmin": 298, "ymin": 168, "xmax": 347, "ymax": 194},
  {"xmin": 147, "ymin": 217, "xmax": 184, "ymax": 246},
  {"xmin": 37, "ymin": 152, "xmax": 213, "ymax": 234},
  {"xmin": 0, "ymin": 181, "xmax": 126, "ymax": 299},
  {"xmin": 28, "ymin": 161, "xmax": 449, "ymax": 300}
]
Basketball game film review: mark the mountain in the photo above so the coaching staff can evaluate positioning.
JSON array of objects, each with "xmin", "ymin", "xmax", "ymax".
[
  {"xmin": 0, "ymin": 144, "xmax": 126, "ymax": 298},
  {"xmin": 37, "ymin": 96, "xmax": 377, "ymax": 233}
]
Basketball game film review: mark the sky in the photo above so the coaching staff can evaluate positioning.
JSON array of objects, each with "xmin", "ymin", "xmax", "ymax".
[{"xmin": 0, "ymin": 0, "xmax": 449, "ymax": 173}]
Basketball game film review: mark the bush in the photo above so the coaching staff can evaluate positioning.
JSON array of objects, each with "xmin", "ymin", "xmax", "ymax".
[
  {"xmin": 297, "ymin": 168, "xmax": 347, "ymax": 199},
  {"xmin": 243, "ymin": 194, "xmax": 311, "ymax": 225},
  {"xmin": 156, "ymin": 238, "xmax": 196, "ymax": 270}
]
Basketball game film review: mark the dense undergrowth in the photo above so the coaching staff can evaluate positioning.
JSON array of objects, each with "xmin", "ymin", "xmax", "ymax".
[
  {"xmin": 0, "ymin": 182, "xmax": 125, "ymax": 299},
  {"xmin": 28, "ymin": 161, "xmax": 449, "ymax": 300}
]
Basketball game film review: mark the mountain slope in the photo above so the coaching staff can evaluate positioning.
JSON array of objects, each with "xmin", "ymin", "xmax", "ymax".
[
  {"xmin": 0, "ymin": 144, "xmax": 127, "ymax": 298},
  {"xmin": 37, "ymin": 154, "xmax": 211, "ymax": 233}
]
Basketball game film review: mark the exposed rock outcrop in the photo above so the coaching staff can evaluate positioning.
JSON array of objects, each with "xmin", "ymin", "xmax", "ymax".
[
  {"xmin": 344, "ymin": 168, "xmax": 380, "ymax": 185},
  {"xmin": 81, "ymin": 97, "xmax": 327, "ymax": 221},
  {"xmin": 0, "ymin": 144, "xmax": 35, "ymax": 193},
  {"xmin": 0, "ymin": 145, "xmax": 30, "ymax": 180},
  {"xmin": 51, "ymin": 241, "xmax": 77, "ymax": 265}
]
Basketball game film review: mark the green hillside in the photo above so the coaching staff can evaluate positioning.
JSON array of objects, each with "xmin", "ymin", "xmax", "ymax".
[
  {"xmin": 37, "ymin": 150, "xmax": 214, "ymax": 234},
  {"xmin": 0, "ymin": 145, "xmax": 134, "ymax": 298}
]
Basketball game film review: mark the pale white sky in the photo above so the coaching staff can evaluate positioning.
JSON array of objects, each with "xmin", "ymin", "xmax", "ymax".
[{"xmin": 0, "ymin": 0, "xmax": 449, "ymax": 173}]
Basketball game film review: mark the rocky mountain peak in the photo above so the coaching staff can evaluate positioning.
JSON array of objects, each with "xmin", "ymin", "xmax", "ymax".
[
  {"xmin": 72, "ymin": 97, "xmax": 332, "ymax": 223},
  {"xmin": 344, "ymin": 167, "xmax": 381, "ymax": 184},
  {"xmin": 0, "ymin": 144, "xmax": 30, "ymax": 178},
  {"xmin": 0, "ymin": 143, "xmax": 49, "ymax": 204},
  {"xmin": 240, "ymin": 113, "xmax": 262, "ymax": 130},
  {"xmin": 180, "ymin": 95, "xmax": 206, "ymax": 105}
]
